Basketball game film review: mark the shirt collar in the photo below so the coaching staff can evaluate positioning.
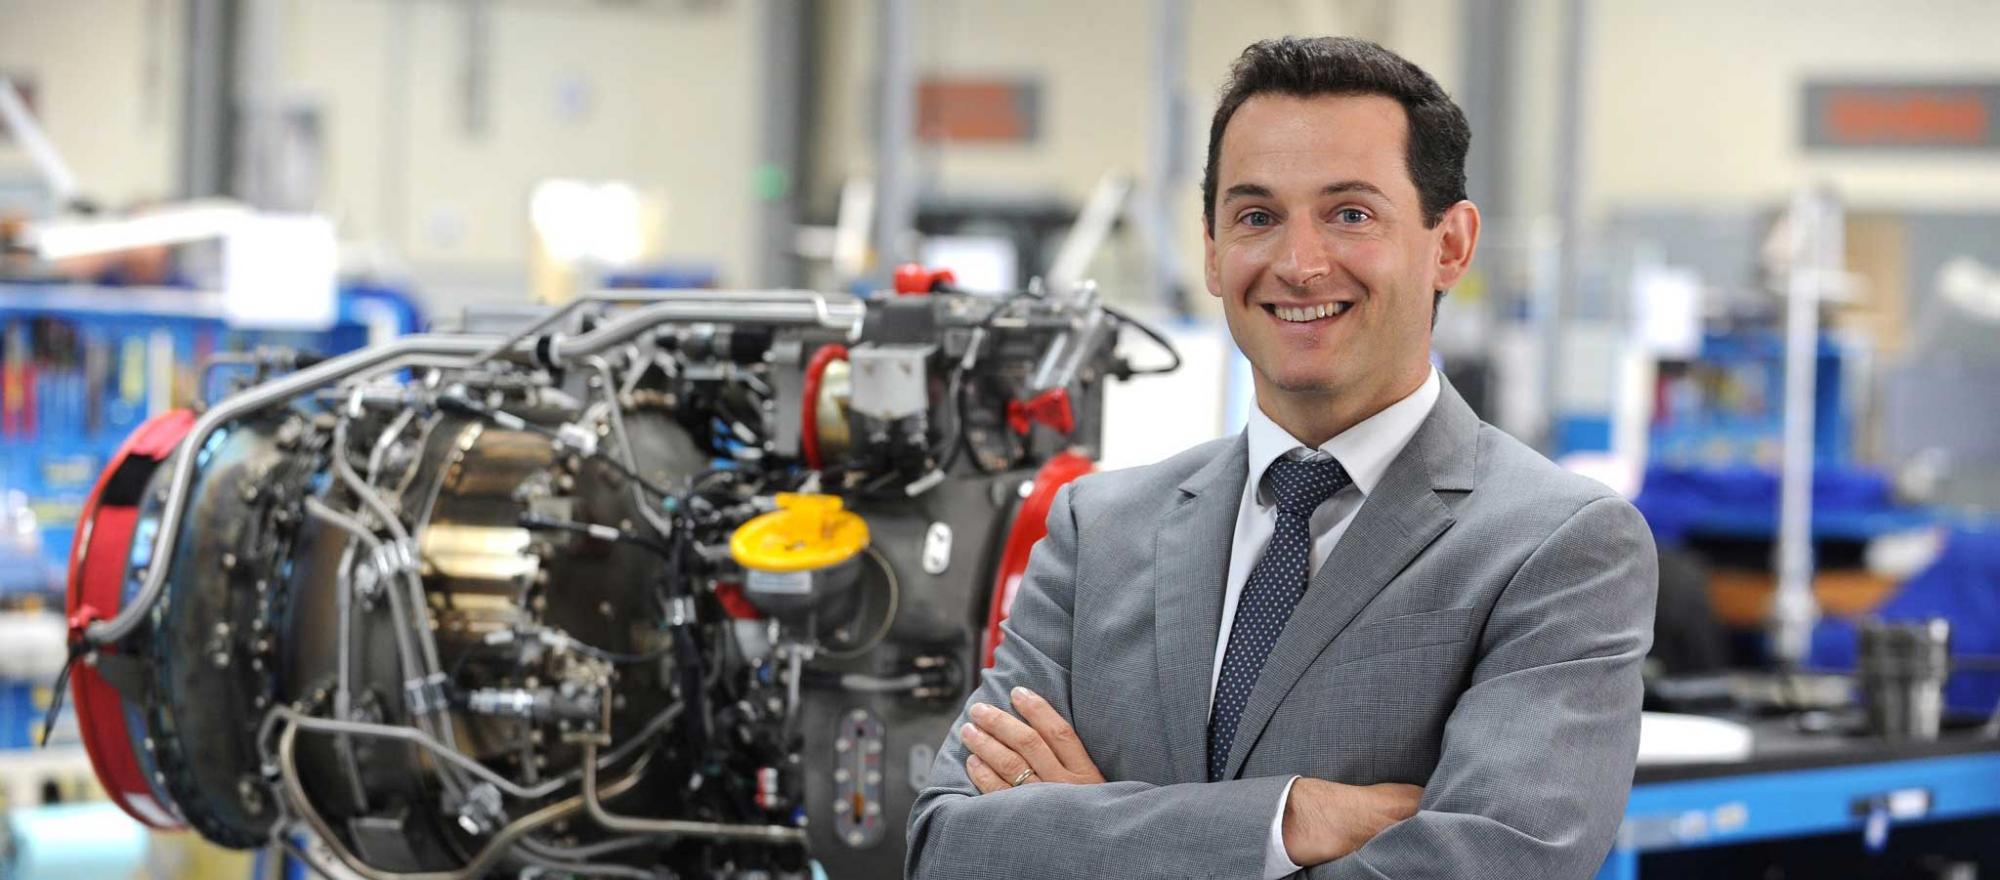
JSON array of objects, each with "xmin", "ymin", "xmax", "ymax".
[{"xmin": 1244, "ymin": 366, "xmax": 1442, "ymax": 502}]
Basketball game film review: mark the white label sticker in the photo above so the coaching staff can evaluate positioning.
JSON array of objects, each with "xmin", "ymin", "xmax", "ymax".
[{"xmin": 748, "ymin": 569, "xmax": 814, "ymax": 595}]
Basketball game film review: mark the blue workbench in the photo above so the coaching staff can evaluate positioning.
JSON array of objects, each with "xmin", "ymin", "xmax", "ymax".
[{"xmin": 1597, "ymin": 727, "xmax": 2000, "ymax": 878}]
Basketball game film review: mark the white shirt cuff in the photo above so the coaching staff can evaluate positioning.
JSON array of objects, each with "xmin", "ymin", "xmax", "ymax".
[{"xmin": 1263, "ymin": 775, "xmax": 1305, "ymax": 879}]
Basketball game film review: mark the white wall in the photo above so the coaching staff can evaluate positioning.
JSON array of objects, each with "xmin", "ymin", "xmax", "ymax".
[
  {"xmin": 2, "ymin": 0, "xmax": 762, "ymax": 313},
  {"xmin": 1580, "ymin": 0, "xmax": 2000, "ymax": 215},
  {"xmin": 0, "ymin": 0, "xmax": 182, "ymax": 208},
  {"xmin": 282, "ymin": 0, "xmax": 761, "ymax": 309}
]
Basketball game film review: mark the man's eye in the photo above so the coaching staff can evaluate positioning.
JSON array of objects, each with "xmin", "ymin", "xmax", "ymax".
[
  {"xmin": 1240, "ymin": 210, "xmax": 1275, "ymax": 228},
  {"xmin": 1336, "ymin": 208, "xmax": 1370, "ymax": 224}
]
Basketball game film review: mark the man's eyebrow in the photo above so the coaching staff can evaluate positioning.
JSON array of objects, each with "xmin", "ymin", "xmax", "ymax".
[
  {"xmin": 1221, "ymin": 183, "xmax": 1272, "ymax": 204},
  {"xmin": 1322, "ymin": 180, "xmax": 1388, "ymax": 199}
]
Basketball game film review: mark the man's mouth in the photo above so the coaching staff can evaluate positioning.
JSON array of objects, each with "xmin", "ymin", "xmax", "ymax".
[{"xmin": 1261, "ymin": 301, "xmax": 1353, "ymax": 324}]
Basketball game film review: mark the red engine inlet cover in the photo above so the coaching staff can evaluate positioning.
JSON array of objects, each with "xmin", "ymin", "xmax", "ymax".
[
  {"xmin": 981, "ymin": 451, "xmax": 1095, "ymax": 669},
  {"xmin": 64, "ymin": 409, "xmax": 195, "ymax": 830}
]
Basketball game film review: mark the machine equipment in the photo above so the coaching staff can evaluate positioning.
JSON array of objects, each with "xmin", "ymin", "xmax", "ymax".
[{"xmin": 49, "ymin": 273, "xmax": 1177, "ymax": 878}]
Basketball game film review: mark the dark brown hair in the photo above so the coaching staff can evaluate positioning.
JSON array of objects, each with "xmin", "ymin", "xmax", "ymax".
[{"xmin": 1202, "ymin": 36, "xmax": 1471, "ymax": 235}]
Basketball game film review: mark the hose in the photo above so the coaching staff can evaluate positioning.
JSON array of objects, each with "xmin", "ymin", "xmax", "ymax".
[{"xmin": 800, "ymin": 343, "xmax": 848, "ymax": 469}]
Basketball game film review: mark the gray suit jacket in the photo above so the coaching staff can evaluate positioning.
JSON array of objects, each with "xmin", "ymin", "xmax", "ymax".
[{"xmin": 907, "ymin": 378, "xmax": 1658, "ymax": 879}]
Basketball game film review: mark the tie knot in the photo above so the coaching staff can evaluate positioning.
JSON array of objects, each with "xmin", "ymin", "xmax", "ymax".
[{"xmin": 1263, "ymin": 455, "xmax": 1351, "ymax": 518}]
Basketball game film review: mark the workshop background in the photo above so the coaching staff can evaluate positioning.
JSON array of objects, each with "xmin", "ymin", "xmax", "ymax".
[{"xmin": 2, "ymin": 1, "xmax": 1998, "ymax": 878}]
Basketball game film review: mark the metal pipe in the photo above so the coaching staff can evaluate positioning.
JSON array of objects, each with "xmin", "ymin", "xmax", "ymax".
[
  {"xmin": 91, "ymin": 292, "xmax": 864, "ymax": 646},
  {"xmin": 554, "ymin": 297, "xmax": 865, "ymax": 362},
  {"xmin": 329, "ymin": 415, "xmax": 465, "ymax": 781},
  {"xmin": 304, "ymin": 498, "xmax": 393, "ymax": 809},
  {"xmin": 582, "ymin": 356, "xmax": 677, "ymax": 541},
  {"xmin": 267, "ymin": 707, "xmax": 571, "ymax": 801},
  {"xmin": 87, "ymin": 335, "xmax": 499, "ymax": 644},
  {"xmin": 871, "ymin": 0, "xmax": 918, "ymax": 267},
  {"xmin": 1540, "ymin": 0, "xmax": 1592, "ymax": 453},
  {"xmin": 467, "ymin": 289, "xmax": 852, "ymax": 365},
  {"xmin": 580, "ymin": 742, "xmax": 807, "ymax": 844},
  {"xmin": 1771, "ymin": 187, "xmax": 1838, "ymax": 667},
  {"xmin": 274, "ymin": 722, "xmax": 647, "ymax": 880}
]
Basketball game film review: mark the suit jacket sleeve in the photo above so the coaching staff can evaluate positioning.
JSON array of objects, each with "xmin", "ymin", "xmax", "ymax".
[
  {"xmin": 1311, "ymin": 495, "xmax": 1658, "ymax": 880},
  {"xmin": 906, "ymin": 482, "xmax": 1296, "ymax": 880}
]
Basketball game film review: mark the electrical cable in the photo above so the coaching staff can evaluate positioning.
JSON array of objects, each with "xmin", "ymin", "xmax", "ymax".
[{"xmin": 1100, "ymin": 303, "xmax": 1183, "ymax": 377}]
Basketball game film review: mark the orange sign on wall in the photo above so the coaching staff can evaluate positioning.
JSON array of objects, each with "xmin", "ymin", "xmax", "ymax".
[
  {"xmin": 917, "ymin": 79, "xmax": 1041, "ymax": 144},
  {"xmin": 1806, "ymin": 82, "xmax": 2000, "ymax": 151}
]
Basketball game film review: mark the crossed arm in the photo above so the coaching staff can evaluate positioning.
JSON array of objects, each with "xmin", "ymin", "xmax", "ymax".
[
  {"xmin": 905, "ymin": 483, "xmax": 1304, "ymax": 879},
  {"xmin": 906, "ymin": 486, "xmax": 1657, "ymax": 879}
]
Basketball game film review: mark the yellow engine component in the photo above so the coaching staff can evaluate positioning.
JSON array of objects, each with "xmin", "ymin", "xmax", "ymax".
[{"xmin": 730, "ymin": 493, "xmax": 870, "ymax": 573}]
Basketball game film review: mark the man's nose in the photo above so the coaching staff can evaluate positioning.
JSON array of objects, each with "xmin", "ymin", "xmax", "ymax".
[{"xmin": 1273, "ymin": 221, "xmax": 1332, "ymax": 287}]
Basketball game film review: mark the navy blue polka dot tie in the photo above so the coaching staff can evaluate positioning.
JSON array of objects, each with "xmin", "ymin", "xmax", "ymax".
[{"xmin": 1207, "ymin": 454, "xmax": 1351, "ymax": 782}]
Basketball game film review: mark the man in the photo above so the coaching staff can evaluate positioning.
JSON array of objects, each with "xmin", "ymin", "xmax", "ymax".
[{"xmin": 907, "ymin": 36, "xmax": 1656, "ymax": 880}]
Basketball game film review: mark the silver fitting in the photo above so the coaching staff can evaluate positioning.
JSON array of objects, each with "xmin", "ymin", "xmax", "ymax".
[
  {"xmin": 553, "ymin": 422, "xmax": 599, "ymax": 458},
  {"xmin": 667, "ymin": 596, "xmax": 698, "ymax": 628},
  {"xmin": 403, "ymin": 672, "xmax": 449, "ymax": 716},
  {"xmin": 454, "ymin": 783, "xmax": 505, "ymax": 836}
]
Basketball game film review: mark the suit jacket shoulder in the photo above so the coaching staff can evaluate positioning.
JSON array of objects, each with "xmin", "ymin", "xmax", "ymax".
[
  {"xmin": 1070, "ymin": 434, "xmax": 1236, "ymax": 518},
  {"xmin": 1471, "ymin": 419, "xmax": 1635, "ymax": 534}
]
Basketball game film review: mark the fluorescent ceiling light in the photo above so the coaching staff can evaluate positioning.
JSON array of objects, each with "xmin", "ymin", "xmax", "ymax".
[{"xmin": 28, "ymin": 200, "xmax": 252, "ymax": 261}]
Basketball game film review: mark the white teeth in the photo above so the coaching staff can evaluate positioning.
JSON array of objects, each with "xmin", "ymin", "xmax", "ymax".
[{"xmin": 1271, "ymin": 303, "xmax": 1348, "ymax": 323}]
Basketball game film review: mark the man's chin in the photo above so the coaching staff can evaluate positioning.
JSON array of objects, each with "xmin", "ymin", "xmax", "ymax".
[{"xmin": 1266, "ymin": 374, "xmax": 1346, "ymax": 397}]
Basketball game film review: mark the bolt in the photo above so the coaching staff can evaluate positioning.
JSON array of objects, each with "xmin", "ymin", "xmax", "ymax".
[{"xmin": 238, "ymin": 779, "xmax": 265, "ymax": 814}]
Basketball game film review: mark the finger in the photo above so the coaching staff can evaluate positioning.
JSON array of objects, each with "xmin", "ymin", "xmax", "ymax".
[
  {"xmin": 960, "ymin": 722, "xmax": 1033, "ymax": 786},
  {"xmin": 965, "ymin": 754, "xmax": 1006, "ymax": 794},
  {"xmin": 1010, "ymin": 688, "xmax": 1095, "ymax": 776},
  {"xmin": 969, "ymin": 703, "xmax": 1065, "ymax": 780}
]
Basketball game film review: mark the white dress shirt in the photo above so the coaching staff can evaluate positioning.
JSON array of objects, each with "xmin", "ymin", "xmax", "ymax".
[{"xmin": 1215, "ymin": 368, "xmax": 1442, "ymax": 879}]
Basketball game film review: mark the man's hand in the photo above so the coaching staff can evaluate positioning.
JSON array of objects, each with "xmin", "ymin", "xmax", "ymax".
[
  {"xmin": 1281, "ymin": 778, "xmax": 1422, "ymax": 866},
  {"xmin": 960, "ymin": 687, "xmax": 1106, "ymax": 793}
]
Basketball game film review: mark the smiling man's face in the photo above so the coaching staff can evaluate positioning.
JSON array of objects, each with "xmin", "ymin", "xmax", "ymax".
[{"xmin": 1204, "ymin": 92, "xmax": 1473, "ymax": 432}]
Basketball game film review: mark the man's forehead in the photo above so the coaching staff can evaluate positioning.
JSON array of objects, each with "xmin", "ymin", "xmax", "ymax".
[{"xmin": 1217, "ymin": 93, "xmax": 1413, "ymax": 195}]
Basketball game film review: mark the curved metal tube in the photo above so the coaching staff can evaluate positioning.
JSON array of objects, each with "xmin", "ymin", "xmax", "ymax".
[
  {"xmin": 88, "ymin": 291, "xmax": 864, "ymax": 646},
  {"xmin": 465, "ymin": 288, "xmax": 842, "ymax": 365},
  {"xmin": 86, "ymin": 335, "xmax": 501, "ymax": 644},
  {"xmin": 580, "ymin": 742, "xmax": 807, "ymax": 845},
  {"xmin": 552, "ymin": 297, "xmax": 865, "ymax": 362},
  {"xmin": 275, "ymin": 722, "xmax": 649, "ymax": 880}
]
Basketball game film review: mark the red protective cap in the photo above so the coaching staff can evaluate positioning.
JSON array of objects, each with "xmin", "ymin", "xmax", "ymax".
[
  {"xmin": 1006, "ymin": 388, "xmax": 1075, "ymax": 437},
  {"xmin": 892, "ymin": 264, "xmax": 956, "ymax": 296}
]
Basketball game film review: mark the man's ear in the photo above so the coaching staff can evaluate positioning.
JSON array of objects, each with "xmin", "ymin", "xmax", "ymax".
[
  {"xmin": 1431, "ymin": 200, "xmax": 1481, "ymax": 291},
  {"xmin": 1202, "ymin": 217, "xmax": 1222, "ymax": 298}
]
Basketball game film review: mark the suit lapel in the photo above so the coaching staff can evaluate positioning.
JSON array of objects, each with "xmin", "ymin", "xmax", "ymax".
[
  {"xmin": 1222, "ymin": 377, "xmax": 1481, "ymax": 779},
  {"xmin": 1153, "ymin": 434, "xmax": 1247, "ymax": 784}
]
